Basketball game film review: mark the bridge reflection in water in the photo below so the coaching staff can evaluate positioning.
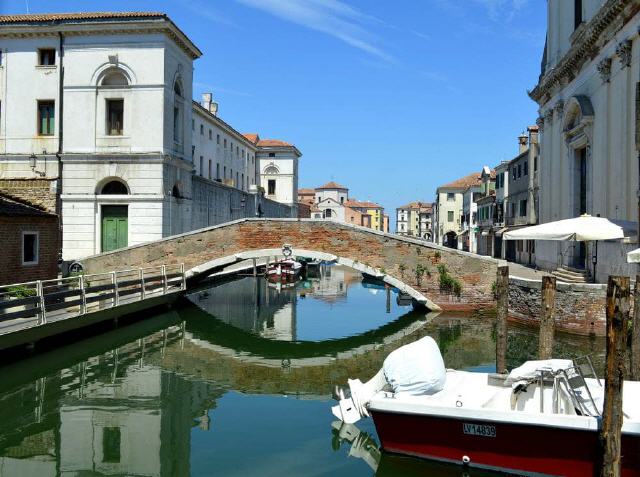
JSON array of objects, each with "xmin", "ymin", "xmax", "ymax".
[{"xmin": 0, "ymin": 266, "xmax": 604, "ymax": 477}]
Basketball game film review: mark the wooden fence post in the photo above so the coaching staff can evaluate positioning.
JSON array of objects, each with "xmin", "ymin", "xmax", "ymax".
[
  {"xmin": 496, "ymin": 265, "xmax": 509, "ymax": 374},
  {"xmin": 631, "ymin": 275, "xmax": 640, "ymax": 380},
  {"xmin": 600, "ymin": 275, "xmax": 631, "ymax": 477},
  {"xmin": 539, "ymin": 275, "xmax": 556, "ymax": 359}
]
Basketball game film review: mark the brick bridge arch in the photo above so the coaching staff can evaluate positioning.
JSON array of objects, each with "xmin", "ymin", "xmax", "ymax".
[{"xmin": 80, "ymin": 219, "xmax": 499, "ymax": 311}]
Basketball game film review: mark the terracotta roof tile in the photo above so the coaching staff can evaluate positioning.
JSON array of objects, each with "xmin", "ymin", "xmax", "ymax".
[
  {"xmin": 438, "ymin": 172, "xmax": 483, "ymax": 190},
  {"xmin": 316, "ymin": 181, "xmax": 348, "ymax": 190},
  {"xmin": 242, "ymin": 133, "xmax": 259, "ymax": 144},
  {"xmin": 345, "ymin": 199, "xmax": 383, "ymax": 209},
  {"xmin": 397, "ymin": 201, "xmax": 433, "ymax": 212},
  {"xmin": 0, "ymin": 11, "xmax": 166, "ymax": 23},
  {"xmin": 298, "ymin": 188, "xmax": 315, "ymax": 195},
  {"xmin": 0, "ymin": 193, "xmax": 55, "ymax": 217},
  {"xmin": 257, "ymin": 139, "xmax": 292, "ymax": 147}
]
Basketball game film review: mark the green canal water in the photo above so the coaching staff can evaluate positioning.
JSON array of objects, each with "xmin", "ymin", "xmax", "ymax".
[{"xmin": 0, "ymin": 265, "xmax": 605, "ymax": 476}]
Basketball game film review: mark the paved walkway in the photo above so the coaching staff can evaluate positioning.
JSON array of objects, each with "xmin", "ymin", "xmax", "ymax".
[{"xmin": 507, "ymin": 262, "xmax": 547, "ymax": 281}]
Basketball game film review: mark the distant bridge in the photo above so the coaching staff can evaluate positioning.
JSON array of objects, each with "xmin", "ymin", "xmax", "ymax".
[{"xmin": 80, "ymin": 219, "xmax": 499, "ymax": 311}]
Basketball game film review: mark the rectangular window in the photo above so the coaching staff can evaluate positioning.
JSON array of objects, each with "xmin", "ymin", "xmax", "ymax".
[
  {"xmin": 236, "ymin": 171, "xmax": 239, "ymax": 187},
  {"xmin": 269, "ymin": 152, "xmax": 275, "ymax": 158},
  {"xmin": 524, "ymin": 161, "xmax": 528, "ymax": 176},
  {"xmin": 534, "ymin": 156, "xmax": 538, "ymax": 172},
  {"xmin": 447, "ymin": 193, "xmax": 454, "ymax": 201},
  {"xmin": 192, "ymin": 119, "xmax": 194, "ymax": 131},
  {"xmin": 223, "ymin": 166, "xmax": 226, "ymax": 179},
  {"xmin": 217, "ymin": 134, "xmax": 220, "ymax": 144},
  {"xmin": 216, "ymin": 163, "xmax": 220, "ymax": 180},
  {"xmin": 102, "ymin": 427, "xmax": 121, "ymax": 463},
  {"xmin": 512, "ymin": 168, "xmax": 516, "ymax": 180},
  {"xmin": 38, "ymin": 48, "xmax": 55, "ymax": 66},
  {"xmin": 191, "ymin": 145, "xmax": 195, "ymax": 160},
  {"xmin": 268, "ymin": 179, "xmax": 276, "ymax": 195},
  {"xmin": 208, "ymin": 159, "xmax": 212, "ymax": 179},
  {"xmin": 200, "ymin": 124, "xmax": 204, "ymax": 135},
  {"xmin": 209, "ymin": 129, "xmax": 212, "ymax": 140},
  {"xmin": 224, "ymin": 138, "xmax": 227, "ymax": 148},
  {"xmin": 37, "ymin": 100, "xmax": 55, "ymax": 135},
  {"xmin": 517, "ymin": 164, "xmax": 521, "ymax": 178},
  {"xmin": 106, "ymin": 99, "xmax": 124, "ymax": 135},
  {"xmin": 22, "ymin": 232, "xmax": 39, "ymax": 265},
  {"xmin": 447, "ymin": 211, "xmax": 454, "ymax": 222},
  {"xmin": 199, "ymin": 156, "xmax": 203, "ymax": 176},
  {"xmin": 574, "ymin": 0, "xmax": 583, "ymax": 29},
  {"xmin": 241, "ymin": 173, "xmax": 244, "ymax": 190},
  {"xmin": 520, "ymin": 199, "xmax": 527, "ymax": 217}
]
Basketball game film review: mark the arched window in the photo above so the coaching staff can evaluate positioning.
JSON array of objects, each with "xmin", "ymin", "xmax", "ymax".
[
  {"xmin": 172, "ymin": 184, "xmax": 183, "ymax": 199},
  {"xmin": 101, "ymin": 70, "xmax": 129, "ymax": 86},
  {"xmin": 101, "ymin": 180, "xmax": 128, "ymax": 195},
  {"xmin": 173, "ymin": 78, "xmax": 184, "ymax": 144}
]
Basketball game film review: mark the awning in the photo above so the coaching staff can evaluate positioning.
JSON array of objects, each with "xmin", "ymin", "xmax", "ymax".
[
  {"xmin": 628, "ymin": 248, "xmax": 640, "ymax": 263},
  {"xmin": 495, "ymin": 227, "xmax": 508, "ymax": 236},
  {"xmin": 503, "ymin": 215, "xmax": 624, "ymax": 241}
]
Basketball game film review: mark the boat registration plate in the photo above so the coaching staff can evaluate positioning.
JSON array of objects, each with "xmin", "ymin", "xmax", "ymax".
[{"xmin": 463, "ymin": 423, "xmax": 496, "ymax": 438}]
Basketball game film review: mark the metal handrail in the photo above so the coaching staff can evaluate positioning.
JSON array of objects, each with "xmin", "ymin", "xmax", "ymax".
[{"xmin": 0, "ymin": 263, "xmax": 186, "ymax": 325}]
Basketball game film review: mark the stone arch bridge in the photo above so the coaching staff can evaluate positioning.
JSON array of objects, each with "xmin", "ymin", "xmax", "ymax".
[{"xmin": 80, "ymin": 219, "xmax": 499, "ymax": 311}]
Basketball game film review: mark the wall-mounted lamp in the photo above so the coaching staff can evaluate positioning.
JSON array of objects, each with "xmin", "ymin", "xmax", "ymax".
[{"xmin": 29, "ymin": 154, "xmax": 37, "ymax": 170}]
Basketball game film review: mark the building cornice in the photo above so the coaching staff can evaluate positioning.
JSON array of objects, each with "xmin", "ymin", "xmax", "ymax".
[
  {"xmin": 529, "ymin": 0, "xmax": 640, "ymax": 105},
  {"xmin": 0, "ymin": 19, "xmax": 202, "ymax": 59}
]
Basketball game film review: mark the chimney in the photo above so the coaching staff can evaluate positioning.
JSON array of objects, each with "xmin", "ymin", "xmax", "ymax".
[
  {"xmin": 201, "ymin": 92, "xmax": 218, "ymax": 116},
  {"xmin": 518, "ymin": 132, "xmax": 528, "ymax": 154},
  {"xmin": 527, "ymin": 125, "xmax": 539, "ymax": 145}
]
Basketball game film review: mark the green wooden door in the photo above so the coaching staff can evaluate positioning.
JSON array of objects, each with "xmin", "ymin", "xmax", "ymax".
[{"xmin": 102, "ymin": 205, "xmax": 128, "ymax": 252}]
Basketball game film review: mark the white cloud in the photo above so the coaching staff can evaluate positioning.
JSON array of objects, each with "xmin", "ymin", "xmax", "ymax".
[{"xmin": 236, "ymin": 0, "xmax": 394, "ymax": 62}]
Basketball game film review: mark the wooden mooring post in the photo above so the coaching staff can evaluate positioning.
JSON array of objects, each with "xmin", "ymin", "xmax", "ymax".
[
  {"xmin": 631, "ymin": 274, "xmax": 640, "ymax": 380},
  {"xmin": 600, "ymin": 276, "xmax": 631, "ymax": 477},
  {"xmin": 538, "ymin": 275, "xmax": 556, "ymax": 359},
  {"xmin": 496, "ymin": 265, "xmax": 509, "ymax": 374}
]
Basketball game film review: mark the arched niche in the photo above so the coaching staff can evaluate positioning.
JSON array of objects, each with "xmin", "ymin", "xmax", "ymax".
[{"xmin": 97, "ymin": 178, "xmax": 130, "ymax": 195}]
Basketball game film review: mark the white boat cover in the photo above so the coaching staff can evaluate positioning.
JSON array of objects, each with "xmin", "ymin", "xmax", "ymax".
[
  {"xmin": 505, "ymin": 359, "xmax": 573, "ymax": 385},
  {"xmin": 503, "ymin": 215, "xmax": 624, "ymax": 242},
  {"xmin": 383, "ymin": 336, "xmax": 446, "ymax": 396}
]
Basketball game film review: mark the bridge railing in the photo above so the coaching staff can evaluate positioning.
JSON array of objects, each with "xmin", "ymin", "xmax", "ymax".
[{"xmin": 0, "ymin": 264, "xmax": 185, "ymax": 326}]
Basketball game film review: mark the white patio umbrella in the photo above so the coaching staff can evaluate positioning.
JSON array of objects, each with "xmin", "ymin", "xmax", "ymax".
[
  {"xmin": 627, "ymin": 248, "xmax": 640, "ymax": 263},
  {"xmin": 503, "ymin": 215, "xmax": 624, "ymax": 242},
  {"xmin": 503, "ymin": 215, "xmax": 624, "ymax": 282}
]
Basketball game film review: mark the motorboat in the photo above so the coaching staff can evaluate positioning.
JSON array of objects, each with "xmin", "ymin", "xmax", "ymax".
[
  {"xmin": 331, "ymin": 336, "xmax": 640, "ymax": 477},
  {"xmin": 266, "ymin": 258, "xmax": 302, "ymax": 282}
]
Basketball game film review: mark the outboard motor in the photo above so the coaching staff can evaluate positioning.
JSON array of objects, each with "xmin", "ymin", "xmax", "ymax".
[{"xmin": 332, "ymin": 336, "xmax": 446, "ymax": 423}]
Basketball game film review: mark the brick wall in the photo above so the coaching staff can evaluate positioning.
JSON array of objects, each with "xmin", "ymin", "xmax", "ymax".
[
  {"xmin": 508, "ymin": 276, "xmax": 606, "ymax": 335},
  {"xmin": 0, "ymin": 178, "xmax": 58, "ymax": 214},
  {"xmin": 0, "ymin": 216, "xmax": 60, "ymax": 285},
  {"xmin": 80, "ymin": 219, "xmax": 499, "ymax": 311}
]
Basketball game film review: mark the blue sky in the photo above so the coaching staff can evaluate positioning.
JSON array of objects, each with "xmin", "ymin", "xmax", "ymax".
[{"xmin": 3, "ymin": 0, "xmax": 546, "ymax": 223}]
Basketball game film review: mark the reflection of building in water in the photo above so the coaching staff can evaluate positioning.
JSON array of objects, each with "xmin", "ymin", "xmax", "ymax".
[
  {"xmin": 189, "ymin": 277, "xmax": 297, "ymax": 341},
  {"xmin": 0, "ymin": 326, "xmax": 222, "ymax": 477},
  {"xmin": 304, "ymin": 265, "xmax": 362, "ymax": 304}
]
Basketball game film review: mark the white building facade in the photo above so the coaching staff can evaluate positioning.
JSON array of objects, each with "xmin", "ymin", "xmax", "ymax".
[
  {"xmin": 530, "ymin": 0, "xmax": 640, "ymax": 280},
  {"xmin": 0, "ymin": 12, "xmax": 298, "ymax": 262}
]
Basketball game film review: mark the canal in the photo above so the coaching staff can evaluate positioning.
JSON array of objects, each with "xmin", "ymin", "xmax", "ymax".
[{"xmin": 0, "ymin": 265, "xmax": 604, "ymax": 476}]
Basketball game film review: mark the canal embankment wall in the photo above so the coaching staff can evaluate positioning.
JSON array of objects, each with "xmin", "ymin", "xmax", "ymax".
[{"xmin": 508, "ymin": 276, "xmax": 607, "ymax": 335}]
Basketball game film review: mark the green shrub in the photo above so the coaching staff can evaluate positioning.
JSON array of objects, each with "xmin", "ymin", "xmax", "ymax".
[
  {"xmin": 7, "ymin": 285, "xmax": 37, "ymax": 298},
  {"xmin": 437, "ymin": 264, "xmax": 462, "ymax": 297}
]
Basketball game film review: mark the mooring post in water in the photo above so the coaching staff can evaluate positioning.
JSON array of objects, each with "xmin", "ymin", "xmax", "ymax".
[
  {"xmin": 496, "ymin": 265, "xmax": 509, "ymax": 374},
  {"xmin": 538, "ymin": 275, "xmax": 556, "ymax": 359},
  {"xmin": 631, "ymin": 274, "xmax": 640, "ymax": 380},
  {"xmin": 252, "ymin": 258, "xmax": 257, "ymax": 277},
  {"xmin": 386, "ymin": 286, "xmax": 391, "ymax": 314},
  {"xmin": 600, "ymin": 275, "xmax": 631, "ymax": 477}
]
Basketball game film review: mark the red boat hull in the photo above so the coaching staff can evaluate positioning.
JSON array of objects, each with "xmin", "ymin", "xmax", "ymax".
[{"xmin": 371, "ymin": 410, "xmax": 640, "ymax": 477}]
